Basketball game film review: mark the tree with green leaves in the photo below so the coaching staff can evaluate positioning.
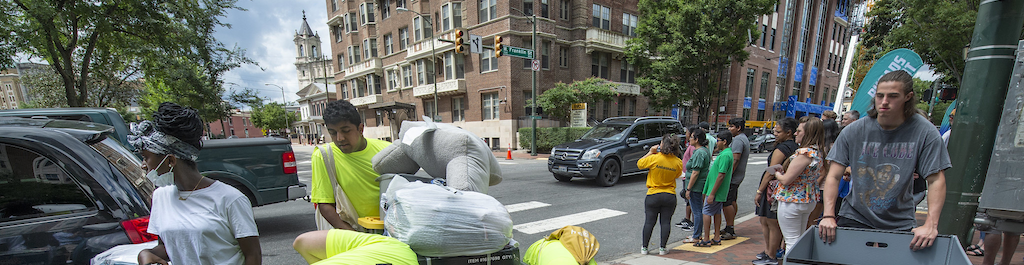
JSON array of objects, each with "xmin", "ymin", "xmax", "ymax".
[
  {"xmin": 4, "ymin": 0, "xmax": 252, "ymax": 107},
  {"xmin": 537, "ymin": 77, "xmax": 618, "ymax": 122},
  {"xmin": 251, "ymin": 103, "xmax": 298, "ymax": 134},
  {"xmin": 625, "ymin": 0, "xmax": 775, "ymax": 123},
  {"xmin": 19, "ymin": 59, "xmax": 142, "ymax": 109}
]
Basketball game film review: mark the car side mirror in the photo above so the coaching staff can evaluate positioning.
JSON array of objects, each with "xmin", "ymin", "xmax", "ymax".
[{"xmin": 627, "ymin": 137, "xmax": 639, "ymax": 145}]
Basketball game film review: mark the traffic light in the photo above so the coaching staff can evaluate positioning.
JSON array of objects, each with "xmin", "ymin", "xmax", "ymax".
[
  {"xmin": 494, "ymin": 35, "xmax": 504, "ymax": 58},
  {"xmin": 939, "ymin": 84, "xmax": 958, "ymax": 101},
  {"xmin": 921, "ymin": 89, "xmax": 933, "ymax": 101},
  {"xmin": 454, "ymin": 29, "xmax": 466, "ymax": 53}
]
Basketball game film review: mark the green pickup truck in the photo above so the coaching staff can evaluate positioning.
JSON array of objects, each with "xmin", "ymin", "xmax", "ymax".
[{"xmin": 0, "ymin": 107, "xmax": 306, "ymax": 207}]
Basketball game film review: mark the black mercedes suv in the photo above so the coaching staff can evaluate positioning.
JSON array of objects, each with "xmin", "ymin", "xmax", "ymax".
[{"xmin": 548, "ymin": 116, "xmax": 684, "ymax": 186}]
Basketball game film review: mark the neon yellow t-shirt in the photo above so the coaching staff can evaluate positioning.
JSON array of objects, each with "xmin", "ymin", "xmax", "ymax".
[
  {"xmin": 310, "ymin": 138, "xmax": 391, "ymax": 218},
  {"xmin": 523, "ymin": 239, "xmax": 597, "ymax": 265},
  {"xmin": 637, "ymin": 152, "xmax": 684, "ymax": 195}
]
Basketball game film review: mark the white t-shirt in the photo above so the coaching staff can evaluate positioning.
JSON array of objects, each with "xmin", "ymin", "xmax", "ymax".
[{"xmin": 148, "ymin": 181, "xmax": 259, "ymax": 265}]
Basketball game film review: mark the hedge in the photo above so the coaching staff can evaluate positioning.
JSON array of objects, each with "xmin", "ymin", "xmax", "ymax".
[{"xmin": 518, "ymin": 127, "xmax": 592, "ymax": 153}]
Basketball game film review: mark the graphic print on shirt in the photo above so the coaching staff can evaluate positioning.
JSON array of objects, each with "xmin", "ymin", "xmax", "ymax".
[{"xmin": 856, "ymin": 140, "xmax": 915, "ymax": 212}]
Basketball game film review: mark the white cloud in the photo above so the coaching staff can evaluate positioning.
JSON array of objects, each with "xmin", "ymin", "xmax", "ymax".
[
  {"xmin": 913, "ymin": 64, "xmax": 941, "ymax": 81},
  {"xmin": 215, "ymin": 0, "xmax": 331, "ymax": 105}
]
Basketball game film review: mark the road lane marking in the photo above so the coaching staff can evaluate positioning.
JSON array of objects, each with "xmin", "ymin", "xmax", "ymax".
[
  {"xmin": 499, "ymin": 162, "xmax": 517, "ymax": 165},
  {"xmin": 513, "ymin": 208, "xmax": 627, "ymax": 234},
  {"xmin": 504, "ymin": 201, "xmax": 550, "ymax": 213},
  {"xmin": 749, "ymin": 161, "xmax": 767, "ymax": 165}
]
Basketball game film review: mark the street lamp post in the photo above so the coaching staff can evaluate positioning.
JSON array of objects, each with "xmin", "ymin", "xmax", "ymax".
[
  {"xmin": 510, "ymin": 7, "xmax": 538, "ymax": 156},
  {"xmin": 264, "ymin": 83, "xmax": 289, "ymax": 135},
  {"xmin": 396, "ymin": 7, "xmax": 438, "ymax": 121}
]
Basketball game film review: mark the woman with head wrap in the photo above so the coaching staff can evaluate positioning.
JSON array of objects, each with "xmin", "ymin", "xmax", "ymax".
[{"xmin": 133, "ymin": 102, "xmax": 261, "ymax": 265}]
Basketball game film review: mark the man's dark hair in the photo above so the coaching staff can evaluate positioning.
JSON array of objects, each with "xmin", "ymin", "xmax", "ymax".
[
  {"xmin": 823, "ymin": 119, "xmax": 840, "ymax": 144},
  {"xmin": 153, "ymin": 102, "xmax": 203, "ymax": 168},
  {"xmin": 868, "ymin": 70, "xmax": 917, "ymax": 119},
  {"xmin": 323, "ymin": 100, "xmax": 362, "ymax": 126},
  {"xmin": 698, "ymin": 121, "xmax": 711, "ymax": 131},
  {"xmin": 728, "ymin": 117, "xmax": 745, "ymax": 130},
  {"xmin": 716, "ymin": 130, "xmax": 733, "ymax": 146}
]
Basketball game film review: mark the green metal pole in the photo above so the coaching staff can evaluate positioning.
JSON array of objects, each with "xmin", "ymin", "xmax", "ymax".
[
  {"xmin": 531, "ymin": 15, "xmax": 538, "ymax": 156},
  {"xmin": 938, "ymin": 0, "xmax": 1024, "ymax": 248}
]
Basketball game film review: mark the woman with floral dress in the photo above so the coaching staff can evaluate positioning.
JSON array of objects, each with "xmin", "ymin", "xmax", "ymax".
[{"xmin": 771, "ymin": 118, "xmax": 827, "ymax": 254}]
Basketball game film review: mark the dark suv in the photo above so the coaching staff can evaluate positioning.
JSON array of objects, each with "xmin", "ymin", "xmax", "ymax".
[
  {"xmin": 548, "ymin": 116, "xmax": 684, "ymax": 186},
  {"xmin": 0, "ymin": 118, "xmax": 156, "ymax": 264}
]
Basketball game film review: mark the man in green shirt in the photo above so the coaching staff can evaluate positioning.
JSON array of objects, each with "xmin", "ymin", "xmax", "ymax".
[{"xmin": 696, "ymin": 131, "xmax": 734, "ymax": 247}]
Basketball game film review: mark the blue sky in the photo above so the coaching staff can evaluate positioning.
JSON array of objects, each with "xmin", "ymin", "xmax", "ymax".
[{"xmin": 216, "ymin": 0, "xmax": 330, "ymax": 105}]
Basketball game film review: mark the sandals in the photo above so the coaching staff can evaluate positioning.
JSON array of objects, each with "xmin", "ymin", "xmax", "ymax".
[
  {"xmin": 693, "ymin": 240, "xmax": 713, "ymax": 247},
  {"xmin": 711, "ymin": 239, "xmax": 722, "ymax": 245},
  {"xmin": 966, "ymin": 244, "xmax": 984, "ymax": 256}
]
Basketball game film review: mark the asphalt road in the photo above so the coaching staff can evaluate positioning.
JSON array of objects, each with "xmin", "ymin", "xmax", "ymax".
[{"xmin": 253, "ymin": 144, "xmax": 771, "ymax": 264}]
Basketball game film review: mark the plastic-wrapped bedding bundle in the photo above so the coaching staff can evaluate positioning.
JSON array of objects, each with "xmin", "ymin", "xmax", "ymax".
[{"xmin": 383, "ymin": 177, "xmax": 513, "ymax": 257}]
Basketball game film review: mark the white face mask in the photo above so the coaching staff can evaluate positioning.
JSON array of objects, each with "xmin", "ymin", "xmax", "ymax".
[{"xmin": 146, "ymin": 155, "xmax": 175, "ymax": 187}]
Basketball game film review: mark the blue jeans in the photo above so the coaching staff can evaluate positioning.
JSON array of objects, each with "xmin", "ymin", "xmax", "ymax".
[{"xmin": 688, "ymin": 190, "xmax": 705, "ymax": 238}]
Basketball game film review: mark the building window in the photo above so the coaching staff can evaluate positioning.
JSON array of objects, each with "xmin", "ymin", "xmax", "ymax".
[
  {"xmin": 760, "ymin": 71, "xmax": 769, "ymax": 100},
  {"xmin": 560, "ymin": 0, "xmax": 570, "ymax": 20},
  {"xmin": 591, "ymin": 52, "xmax": 609, "ymax": 79},
  {"xmin": 396, "ymin": 0, "xmax": 405, "ymax": 9},
  {"xmin": 617, "ymin": 98, "xmax": 625, "ymax": 116},
  {"xmin": 745, "ymin": 68, "xmax": 755, "ymax": 97},
  {"xmin": 524, "ymin": 0, "xmax": 534, "ymax": 16},
  {"xmin": 443, "ymin": 51, "xmax": 465, "ymax": 80},
  {"xmin": 482, "ymin": 93, "xmax": 500, "ymax": 120},
  {"xmin": 402, "ymin": 65, "xmax": 413, "ymax": 87},
  {"xmin": 559, "ymin": 46, "xmax": 569, "ymax": 67},
  {"xmin": 383, "ymin": 34, "xmax": 393, "ymax": 55},
  {"xmin": 620, "ymin": 61, "xmax": 635, "ymax": 83},
  {"xmin": 332, "ymin": 0, "xmax": 338, "ymax": 11},
  {"xmin": 337, "ymin": 54, "xmax": 344, "ymax": 69},
  {"xmin": 347, "ymin": 45, "xmax": 361, "ymax": 64},
  {"xmin": 360, "ymin": 3, "xmax": 376, "ymax": 25},
  {"xmin": 334, "ymin": 25, "xmax": 343, "ymax": 42},
  {"xmin": 592, "ymin": 4, "xmax": 610, "ymax": 30},
  {"xmin": 770, "ymin": 28, "xmax": 776, "ymax": 51},
  {"xmin": 414, "ymin": 16, "xmax": 432, "ymax": 41},
  {"xmin": 340, "ymin": 84, "xmax": 348, "ymax": 99},
  {"xmin": 622, "ymin": 13, "xmax": 638, "ymax": 37},
  {"xmin": 541, "ymin": 41, "xmax": 550, "ymax": 69},
  {"xmin": 792, "ymin": 81, "xmax": 802, "ymax": 101},
  {"xmin": 363, "ymin": 38, "xmax": 378, "ymax": 58},
  {"xmin": 376, "ymin": 110, "xmax": 385, "ymax": 126},
  {"xmin": 399, "ymin": 27, "xmax": 409, "ymax": 50},
  {"xmin": 541, "ymin": 0, "xmax": 549, "ymax": 18},
  {"xmin": 761, "ymin": 25, "xmax": 768, "ymax": 47},
  {"xmin": 628, "ymin": 98, "xmax": 636, "ymax": 116},
  {"xmin": 452, "ymin": 97, "xmax": 465, "ymax": 121},
  {"xmin": 758, "ymin": 109, "xmax": 765, "ymax": 120},
  {"xmin": 381, "ymin": 0, "xmax": 391, "ymax": 19},
  {"xmin": 481, "ymin": 48, "xmax": 498, "ymax": 72},
  {"xmin": 808, "ymin": 85, "xmax": 816, "ymax": 104},
  {"xmin": 479, "ymin": 0, "xmax": 497, "ymax": 23},
  {"xmin": 299, "ymin": 45, "xmax": 305, "ymax": 57},
  {"xmin": 387, "ymin": 69, "xmax": 399, "ymax": 91},
  {"xmin": 348, "ymin": 12, "xmax": 359, "ymax": 32},
  {"xmin": 442, "ymin": 2, "xmax": 463, "ymax": 31},
  {"xmin": 416, "ymin": 59, "xmax": 434, "ymax": 85},
  {"xmin": 424, "ymin": 101, "xmax": 436, "ymax": 119},
  {"xmin": 743, "ymin": 109, "xmax": 750, "ymax": 120}
]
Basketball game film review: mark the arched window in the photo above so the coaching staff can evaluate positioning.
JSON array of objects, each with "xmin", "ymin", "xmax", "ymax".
[
  {"xmin": 299, "ymin": 45, "xmax": 305, "ymax": 57},
  {"xmin": 311, "ymin": 46, "xmax": 317, "ymax": 57}
]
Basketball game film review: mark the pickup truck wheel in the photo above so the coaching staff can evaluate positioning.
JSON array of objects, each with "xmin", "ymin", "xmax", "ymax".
[
  {"xmin": 553, "ymin": 174, "xmax": 572, "ymax": 182},
  {"xmin": 595, "ymin": 159, "xmax": 620, "ymax": 187}
]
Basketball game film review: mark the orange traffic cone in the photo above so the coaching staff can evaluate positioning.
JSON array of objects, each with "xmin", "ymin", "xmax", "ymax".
[{"xmin": 506, "ymin": 143, "xmax": 513, "ymax": 160}]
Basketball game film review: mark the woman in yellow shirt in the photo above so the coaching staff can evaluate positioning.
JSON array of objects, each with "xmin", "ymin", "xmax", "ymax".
[{"xmin": 637, "ymin": 134, "xmax": 684, "ymax": 255}]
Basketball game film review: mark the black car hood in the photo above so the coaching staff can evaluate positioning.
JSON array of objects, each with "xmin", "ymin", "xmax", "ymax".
[{"xmin": 556, "ymin": 139, "xmax": 616, "ymax": 150}]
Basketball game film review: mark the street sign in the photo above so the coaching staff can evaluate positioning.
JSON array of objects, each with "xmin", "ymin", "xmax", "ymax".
[
  {"xmin": 529, "ymin": 115, "xmax": 543, "ymax": 119},
  {"xmin": 570, "ymin": 103, "xmax": 587, "ymax": 127},
  {"xmin": 531, "ymin": 59, "xmax": 540, "ymax": 71},
  {"xmin": 470, "ymin": 34, "xmax": 483, "ymax": 54},
  {"xmin": 501, "ymin": 45, "xmax": 534, "ymax": 59}
]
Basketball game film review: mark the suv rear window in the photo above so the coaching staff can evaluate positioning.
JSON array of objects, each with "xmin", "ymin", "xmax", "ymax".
[
  {"xmin": 90, "ymin": 138, "xmax": 152, "ymax": 203},
  {"xmin": 0, "ymin": 144, "xmax": 95, "ymax": 222}
]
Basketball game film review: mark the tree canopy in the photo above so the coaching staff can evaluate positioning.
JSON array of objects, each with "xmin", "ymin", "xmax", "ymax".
[
  {"xmin": 537, "ymin": 77, "xmax": 618, "ymax": 122},
  {"xmin": 625, "ymin": 0, "xmax": 774, "ymax": 123},
  {"xmin": 251, "ymin": 103, "xmax": 298, "ymax": 133}
]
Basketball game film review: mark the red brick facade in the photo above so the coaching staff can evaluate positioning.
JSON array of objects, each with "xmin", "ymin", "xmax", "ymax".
[{"xmin": 206, "ymin": 112, "xmax": 264, "ymax": 139}]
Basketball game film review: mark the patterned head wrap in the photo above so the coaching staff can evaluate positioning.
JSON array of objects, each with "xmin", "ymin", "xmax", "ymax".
[{"xmin": 128, "ymin": 120, "xmax": 200, "ymax": 161}]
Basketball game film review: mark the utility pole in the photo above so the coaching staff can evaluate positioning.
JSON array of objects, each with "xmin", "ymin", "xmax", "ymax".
[
  {"xmin": 530, "ymin": 13, "xmax": 538, "ymax": 156},
  {"xmin": 938, "ymin": 0, "xmax": 1024, "ymax": 247}
]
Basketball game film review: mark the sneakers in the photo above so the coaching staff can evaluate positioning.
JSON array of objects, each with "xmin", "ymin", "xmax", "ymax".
[
  {"xmin": 721, "ymin": 226, "xmax": 737, "ymax": 240},
  {"xmin": 658, "ymin": 247, "xmax": 668, "ymax": 255},
  {"xmin": 752, "ymin": 256, "xmax": 779, "ymax": 265},
  {"xmin": 754, "ymin": 251, "xmax": 768, "ymax": 260},
  {"xmin": 675, "ymin": 219, "xmax": 694, "ymax": 231},
  {"xmin": 640, "ymin": 247, "xmax": 649, "ymax": 255},
  {"xmin": 777, "ymin": 248, "xmax": 785, "ymax": 259}
]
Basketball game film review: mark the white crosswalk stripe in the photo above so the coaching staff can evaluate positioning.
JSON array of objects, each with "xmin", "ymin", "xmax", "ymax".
[
  {"xmin": 513, "ymin": 209, "xmax": 627, "ymax": 234},
  {"xmin": 750, "ymin": 161, "xmax": 767, "ymax": 165},
  {"xmin": 504, "ymin": 201, "xmax": 550, "ymax": 213}
]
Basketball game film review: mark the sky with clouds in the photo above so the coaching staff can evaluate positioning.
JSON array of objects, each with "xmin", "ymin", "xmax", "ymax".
[{"xmin": 215, "ymin": 0, "xmax": 331, "ymax": 105}]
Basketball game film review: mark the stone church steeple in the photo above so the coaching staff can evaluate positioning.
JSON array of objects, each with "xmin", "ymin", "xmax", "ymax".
[{"xmin": 294, "ymin": 11, "xmax": 333, "ymax": 88}]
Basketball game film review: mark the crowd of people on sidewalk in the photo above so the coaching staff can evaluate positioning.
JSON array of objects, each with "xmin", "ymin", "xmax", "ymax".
[{"xmin": 638, "ymin": 70, "xmax": 1020, "ymax": 265}]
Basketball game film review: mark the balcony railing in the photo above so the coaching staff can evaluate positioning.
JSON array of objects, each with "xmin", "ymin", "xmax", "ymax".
[
  {"xmin": 611, "ymin": 82, "xmax": 641, "ymax": 96},
  {"xmin": 349, "ymin": 94, "xmax": 383, "ymax": 107},
  {"xmin": 346, "ymin": 58, "xmax": 382, "ymax": 79},
  {"xmin": 413, "ymin": 79, "xmax": 467, "ymax": 98},
  {"xmin": 405, "ymin": 31, "xmax": 458, "ymax": 61},
  {"xmin": 586, "ymin": 28, "xmax": 628, "ymax": 54}
]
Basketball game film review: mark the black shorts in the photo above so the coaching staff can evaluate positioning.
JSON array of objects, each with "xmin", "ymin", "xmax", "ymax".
[
  {"xmin": 754, "ymin": 193, "xmax": 778, "ymax": 219},
  {"xmin": 725, "ymin": 185, "xmax": 739, "ymax": 204}
]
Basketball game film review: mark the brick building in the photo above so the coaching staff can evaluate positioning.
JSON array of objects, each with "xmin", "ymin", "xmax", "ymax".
[
  {"xmin": 0, "ymin": 63, "xmax": 47, "ymax": 110},
  {"xmin": 206, "ymin": 110, "xmax": 263, "ymax": 139},
  {"xmin": 322, "ymin": 0, "xmax": 648, "ymax": 149},
  {"xmin": 717, "ymin": 0, "xmax": 855, "ymax": 131}
]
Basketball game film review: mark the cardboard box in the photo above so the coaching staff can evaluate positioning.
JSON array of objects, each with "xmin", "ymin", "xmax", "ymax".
[
  {"xmin": 417, "ymin": 245, "xmax": 521, "ymax": 265},
  {"xmin": 785, "ymin": 226, "xmax": 971, "ymax": 265}
]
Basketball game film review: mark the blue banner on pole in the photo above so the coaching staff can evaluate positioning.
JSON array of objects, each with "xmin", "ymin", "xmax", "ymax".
[
  {"xmin": 849, "ymin": 49, "xmax": 924, "ymax": 117},
  {"xmin": 778, "ymin": 58, "xmax": 789, "ymax": 77},
  {"xmin": 794, "ymin": 62, "xmax": 805, "ymax": 82},
  {"xmin": 809, "ymin": 67, "xmax": 818, "ymax": 86},
  {"xmin": 758, "ymin": 99, "xmax": 766, "ymax": 110}
]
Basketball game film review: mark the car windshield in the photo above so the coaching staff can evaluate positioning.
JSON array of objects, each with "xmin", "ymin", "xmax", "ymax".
[
  {"xmin": 90, "ymin": 138, "xmax": 153, "ymax": 204},
  {"xmin": 580, "ymin": 124, "xmax": 630, "ymax": 141}
]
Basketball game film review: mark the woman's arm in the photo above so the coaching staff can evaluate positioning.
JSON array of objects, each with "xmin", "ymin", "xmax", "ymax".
[
  {"xmin": 775, "ymin": 153, "xmax": 814, "ymax": 186},
  {"xmin": 138, "ymin": 239, "xmax": 169, "ymax": 265},
  {"xmin": 238, "ymin": 236, "xmax": 262, "ymax": 265}
]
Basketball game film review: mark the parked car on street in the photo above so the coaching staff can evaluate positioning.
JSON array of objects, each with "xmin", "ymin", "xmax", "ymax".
[
  {"xmin": 0, "ymin": 108, "xmax": 306, "ymax": 207},
  {"xmin": 0, "ymin": 117, "xmax": 156, "ymax": 265},
  {"xmin": 548, "ymin": 116, "xmax": 684, "ymax": 187},
  {"xmin": 749, "ymin": 133, "xmax": 776, "ymax": 153}
]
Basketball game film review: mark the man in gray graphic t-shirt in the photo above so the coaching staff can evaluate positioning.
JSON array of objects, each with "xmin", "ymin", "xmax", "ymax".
[{"xmin": 820, "ymin": 70, "xmax": 950, "ymax": 251}]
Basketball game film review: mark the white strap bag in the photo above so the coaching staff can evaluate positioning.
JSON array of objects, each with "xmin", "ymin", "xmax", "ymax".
[{"xmin": 314, "ymin": 144, "xmax": 363, "ymax": 231}]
